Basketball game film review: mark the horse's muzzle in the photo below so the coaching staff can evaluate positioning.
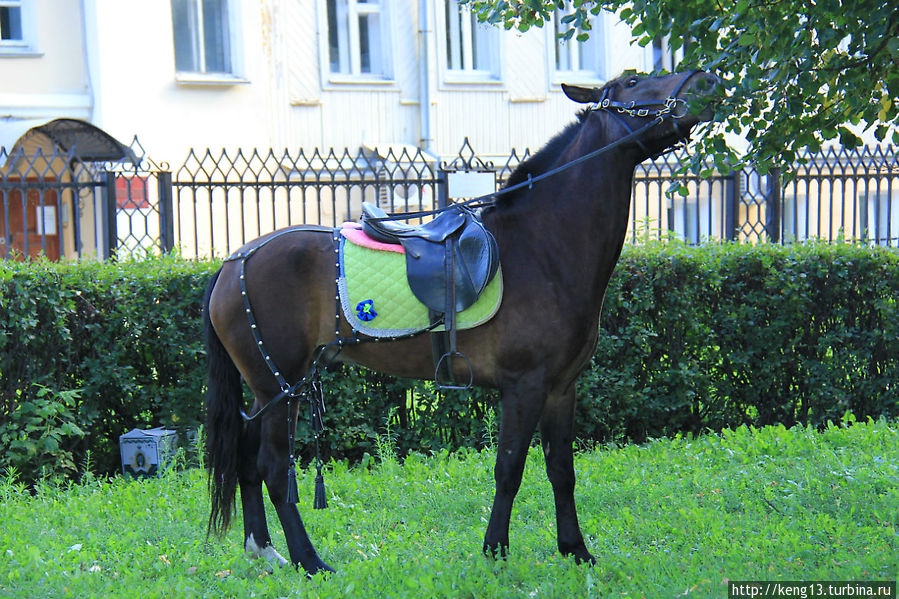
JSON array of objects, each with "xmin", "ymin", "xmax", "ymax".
[{"xmin": 685, "ymin": 73, "xmax": 720, "ymax": 122}]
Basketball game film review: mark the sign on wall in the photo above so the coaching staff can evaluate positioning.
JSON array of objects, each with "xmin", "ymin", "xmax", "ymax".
[
  {"xmin": 447, "ymin": 171, "xmax": 495, "ymax": 199},
  {"xmin": 35, "ymin": 205, "xmax": 57, "ymax": 236}
]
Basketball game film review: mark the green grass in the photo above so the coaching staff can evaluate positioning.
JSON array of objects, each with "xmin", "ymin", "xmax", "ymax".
[{"xmin": 1, "ymin": 420, "xmax": 897, "ymax": 598}]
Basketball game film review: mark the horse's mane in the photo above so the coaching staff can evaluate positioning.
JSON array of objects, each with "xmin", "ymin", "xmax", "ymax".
[
  {"xmin": 488, "ymin": 76, "xmax": 626, "ymax": 211},
  {"xmin": 495, "ymin": 112, "xmax": 588, "ymax": 208}
]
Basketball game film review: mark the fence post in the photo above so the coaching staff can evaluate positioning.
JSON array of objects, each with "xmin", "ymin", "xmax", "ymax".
[
  {"xmin": 103, "ymin": 171, "xmax": 118, "ymax": 260},
  {"xmin": 436, "ymin": 168, "xmax": 449, "ymax": 209},
  {"xmin": 725, "ymin": 168, "xmax": 741, "ymax": 241},
  {"xmin": 156, "ymin": 170, "xmax": 175, "ymax": 253},
  {"xmin": 765, "ymin": 167, "xmax": 782, "ymax": 243}
]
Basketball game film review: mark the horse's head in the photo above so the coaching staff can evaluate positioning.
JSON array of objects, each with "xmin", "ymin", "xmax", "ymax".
[{"xmin": 562, "ymin": 70, "xmax": 719, "ymax": 158}]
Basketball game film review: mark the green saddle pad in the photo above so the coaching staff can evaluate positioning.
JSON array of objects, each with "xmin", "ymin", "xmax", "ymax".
[{"xmin": 338, "ymin": 236, "xmax": 502, "ymax": 338}]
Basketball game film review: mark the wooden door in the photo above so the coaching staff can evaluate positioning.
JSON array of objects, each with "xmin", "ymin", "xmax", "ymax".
[{"xmin": 1, "ymin": 179, "xmax": 61, "ymax": 261}]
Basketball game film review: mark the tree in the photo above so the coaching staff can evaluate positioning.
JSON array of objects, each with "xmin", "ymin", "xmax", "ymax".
[{"xmin": 467, "ymin": 0, "xmax": 899, "ymax": 174}]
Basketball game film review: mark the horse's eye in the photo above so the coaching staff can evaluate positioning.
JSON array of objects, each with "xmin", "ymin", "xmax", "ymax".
[{"xmin": 627, "ymin": 77, "xmax": 639, "ymax": 88}]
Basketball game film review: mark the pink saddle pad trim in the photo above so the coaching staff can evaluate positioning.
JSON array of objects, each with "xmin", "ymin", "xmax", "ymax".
[{"xmin": 340, "ymin": 223, "xmax": 405, "ymax": 254}]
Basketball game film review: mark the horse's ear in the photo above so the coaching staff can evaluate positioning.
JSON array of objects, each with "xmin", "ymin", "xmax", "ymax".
[{"xmin": 562, "ymin": 84, "xmax": 597, "ymax": 104}]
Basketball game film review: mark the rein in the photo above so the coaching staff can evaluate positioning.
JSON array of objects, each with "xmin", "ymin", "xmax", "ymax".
[
  {"xmin": 366, "ymin": 70, "xmax": 700, "ymax": 223},
  {"xmin": 363, "ymin": 119, "xmax": 661, "ymax": 223}
]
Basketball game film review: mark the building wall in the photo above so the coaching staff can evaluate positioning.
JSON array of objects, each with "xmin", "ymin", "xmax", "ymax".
[
  {"xmin": 278, "ymin": 1, "xmax": 648, "ymax": 160},
  {"xmin": 87, "ymin": 0, "xmax": 277, "ymax": 164},
  {"xmin": 283, "ymin": 0, "xmax": 419, "ymax": 152},
  {"xmin": 1, "ymin": 0, "xmax": 658, "ymax": 167},
  {"xmin": 0, "ymin": 0, "xmax": 90, "ymax": 119}
]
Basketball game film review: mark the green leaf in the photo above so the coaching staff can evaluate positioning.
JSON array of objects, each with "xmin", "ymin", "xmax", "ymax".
[
  {"xmin": 887, "ymin": 37, "xmax": 899, "ymax": 58},
  {"xmin": 838, "ymin": 127, "xmax": 861, "ymax": 148},
  {"xmin": 738, "ymin": 32, "xmax": 756, "ymax": 46}
]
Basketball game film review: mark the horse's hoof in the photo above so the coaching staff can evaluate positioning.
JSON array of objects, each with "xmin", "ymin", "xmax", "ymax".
[
  {"xmin": 576, "ymin": 552, "xmax": 597, "ymax": 566},
  {"xmin": 568, "ymin": 548, "xmax": 597, "ymax": 566},
  {"xmin": 299, "ymin": 560, "xmax": 337, "ymax": 578},
  {"xmin": 482, "ymin": 542, "xmax": 508, "ymax": 561},
  {"xmin": 245, "ymin": 534, "xmax": 290, "ymax": 569}
]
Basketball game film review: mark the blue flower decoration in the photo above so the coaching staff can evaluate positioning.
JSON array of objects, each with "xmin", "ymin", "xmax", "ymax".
[{"xmin": 356, "ymin": 299, "xmax": 377, "ymax": 322}]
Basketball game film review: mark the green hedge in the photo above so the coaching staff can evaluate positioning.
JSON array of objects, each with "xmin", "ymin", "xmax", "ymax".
[
  {"xmin": 0, "ymin": 256, "xmax": 214, "ymax": 482},
  {"xmin": 2, "ymin": 243, "xmax": 898, "ymax": 482},
  {"xmin": 580, "ymin": 242, "xmax": 899, "ymax": 443}
]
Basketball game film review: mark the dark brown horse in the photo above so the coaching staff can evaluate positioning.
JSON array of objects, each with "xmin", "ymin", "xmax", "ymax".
[{"xmin": 203, "ymin": 70, "xmax": 718, "ymax": 575}]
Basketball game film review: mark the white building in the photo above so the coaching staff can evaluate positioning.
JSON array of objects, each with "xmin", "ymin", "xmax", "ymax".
[
  {"xmin": 0, "ymin": 0, "xmax": 669, "ymax": 165},
  {"xmin": 7, "ymin": 1, "xmax": 891, "ymax": 259}
]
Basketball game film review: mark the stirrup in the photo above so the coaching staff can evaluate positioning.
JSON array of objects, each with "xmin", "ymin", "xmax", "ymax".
[{"xmin": 434, "ymin": 350, "xmax": 473, "ymax": 391}]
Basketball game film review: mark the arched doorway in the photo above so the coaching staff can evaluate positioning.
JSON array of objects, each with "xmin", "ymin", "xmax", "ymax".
[{"xmin": 0, "ymin": 118, "xmax": 136, "ymax": 260}]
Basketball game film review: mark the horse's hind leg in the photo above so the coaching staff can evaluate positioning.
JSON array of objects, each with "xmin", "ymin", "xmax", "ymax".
[
  {"xmin": 259, "ymin": 411, "xmax": 334, "ymax": 576},
  {"xmin": 539, "ymin": 386, "xmax": 596, "ymax": 564},
  {"xmin": 238, "ymin": 418, "xmax": 288, "ymax": 568}
]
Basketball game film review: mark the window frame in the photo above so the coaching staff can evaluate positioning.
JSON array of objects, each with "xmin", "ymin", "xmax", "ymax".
[
  {"xmin": 648, "ymin": 34, "xmax": 683, "ymax": 73},
  {"xmin": 438, "ymin": 0, "xmax": 502, "ymax": 86},
  {"xmin": 319, "ymin": 0, "xmax": 395, "ymax": 86},
  {"xmin": 171, "ymin": 0, "xmax": 245, "ymax": 84},
  {"xmin": 0, "ymin": 0, "xmax": 39, "ymax": 57},
  {"xmin": 548, "ymin": 7, "xmax": 607, "ymax": 87}
]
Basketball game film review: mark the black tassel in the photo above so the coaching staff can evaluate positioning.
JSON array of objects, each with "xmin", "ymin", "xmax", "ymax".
[
  {"xmin": 286, "ymin": 464, "xmax": 299, "ymax": 505},
  {"xmin": 285, "ymin": 393, "xmax": 299, "ymax": 505},
  {"xmin": 313, "ymin": 465, "xmax": 328, "ymax": 509}
]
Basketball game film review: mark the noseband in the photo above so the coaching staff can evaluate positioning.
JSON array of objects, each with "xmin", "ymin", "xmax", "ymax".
[{"xmin": 591, "ymin": 70, "xmax": 700, "ymax": 156}]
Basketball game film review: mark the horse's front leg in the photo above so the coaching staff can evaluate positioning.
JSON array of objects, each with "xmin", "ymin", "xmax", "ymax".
[
  {"xmin": 483, "ymin": 371, "xmax": 548, "ymax": 559},
  {"xmin": 539, "ymin": 386, "xmax": 596, "ymax": 564},
  {"xmin": 259, "ymin": 412, "xmax": 335, "ymax": 576}
]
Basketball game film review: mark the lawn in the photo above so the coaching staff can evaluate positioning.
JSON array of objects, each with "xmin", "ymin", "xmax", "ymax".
[{"xmin": 0, "ymin": 419, "xmax": 896, "ymax": 598}]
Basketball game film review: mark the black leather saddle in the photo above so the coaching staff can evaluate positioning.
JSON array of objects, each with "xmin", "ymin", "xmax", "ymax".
[
  {"xmin": 361, "ymin": 202, "xmax": 499, "ymax": 313},
  {"xmin": 361, "ymin": 202, "xmax": 500, "ymax": 388}
]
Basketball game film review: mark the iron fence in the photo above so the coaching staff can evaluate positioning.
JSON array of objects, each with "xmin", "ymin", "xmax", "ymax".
[
  {"xmin": 171, "ymin": 145, "xmax": 442, "ymax": 258},
  {"xmin": 0, "ymin": 139, "xmax": 172, "ymax": 261},
  {"xmin": 1, "ymin": 139, "xmax": 897, "ymax": 261}
]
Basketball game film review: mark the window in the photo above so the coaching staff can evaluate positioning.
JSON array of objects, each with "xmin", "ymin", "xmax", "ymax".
[
  {"xmin": 0, "ymin": 2, "xmax": 22, "ymax": 42},
  {"xmin": 326, "ymin": 0, "xmax": 391, "ymax": 79},
  {"xmin": 0, "ymin": 0, "xmax": 36, "ymax": 54},
  {"xmin": 651, "ymin": 34, "xmax": 683, "ymax": 73},
  {"xmin": 552, "ymin": 8, "xmax": 606, "ymax": 82},
  {"xmin": 171, "ymin": 0, "xmax": 236, "ymax": 75},
  {"xmin": 782, "ymin": 194, "xmax": 810, "ymax": 241},
  {"xmin": 443, "ymin": 0, "xmax": 500, "ymax": 80}
]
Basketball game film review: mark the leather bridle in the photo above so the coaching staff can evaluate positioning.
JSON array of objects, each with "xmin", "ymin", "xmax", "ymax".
[{"xmin": 591, "ymin": 69, "xmax": 701, "ymax": 157}]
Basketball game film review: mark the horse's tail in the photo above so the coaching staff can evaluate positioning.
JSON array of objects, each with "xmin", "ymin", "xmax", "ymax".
[{"xmin": 203, "ymin": 268, "xmax": 242, "ymax": 537}]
